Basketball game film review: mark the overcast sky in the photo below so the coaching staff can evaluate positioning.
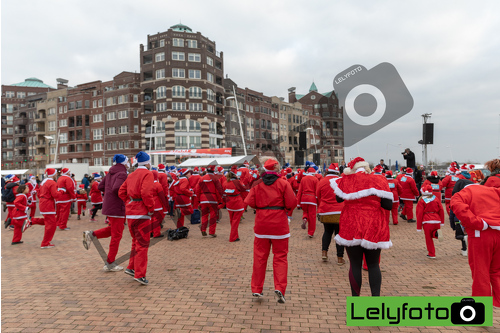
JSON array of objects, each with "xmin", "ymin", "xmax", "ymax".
[{"xmin": 2, "ymin": 0, "xmax": 500, "ymax": 167}]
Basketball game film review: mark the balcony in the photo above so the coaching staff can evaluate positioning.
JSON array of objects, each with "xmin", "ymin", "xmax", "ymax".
[
  {"xmin": 34, "ymin": 140, "xmax": 47, "ymax": 147},
  {"xmin": 14, "ymin": 129, "xmax": 27, "ymax": 135},
  {"xmin": 14, "ymin": 116, "xmax": 28, "ymax": 126},
  {"xmin": 34, "ymin": 113, "xmax": 46, "ymax": 122}
]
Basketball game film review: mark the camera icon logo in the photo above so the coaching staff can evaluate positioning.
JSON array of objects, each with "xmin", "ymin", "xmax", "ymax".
[
  {"xmin": 450, "ymin": 298, "xmax": 485, "ymax": 325},
  {"xmin": 333, "ymin": 63, "xmax": 414, "ymax": 147}
]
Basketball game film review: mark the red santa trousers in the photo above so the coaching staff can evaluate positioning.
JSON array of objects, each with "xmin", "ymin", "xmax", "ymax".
[
  {"xmin": 402, "ymin": 200, "xmax": 414, "ymax": 220},
  {"xmin": 301, "ymin": 204, "xmax": 317, "ymax": 236},
  {"xmin": 385, "ymin": 203, "xmax": 399, "ymax": 225},
  {"xmin": 56, "ymin": 202, "xmax": 71, "ymax": 229},
  {"xmin": 445, "ymin": 200, "xmax": 451, "ymax": 216},
  {"xmin": 192, "ymin": 195, "xmax": 199, "ymax": 210},
  {"xmin": 77, "ymin": 202, "xmax": 87, "ymax": 215},
  {"xmin": 176, "ymin": 206, "xmax": 194, "ymax": 228},
  {"xmin": 251, "ymin": 237, "xmax": 289, "ymax": 295},
  {"xmin": 228, "ymin": 210, "xmax": 243, "ymax": 242},
  {"xmin": 6, "ymin": 206, "xmax": 14, "ymax": 222},
  {"xmin": 151, "ymin": 211, "xmax": 165, "ymax": 237},
  {"xmin": 468, "ymin": 228, "xmax": 500, "ymax": 307},
  {"xmin": 200, "ymin": 203, "xmax": 218, "ymax": 235},
  {"xmin": 11, "ymin": 218, "xmax": 25, "ymax": 243},
  {"xmin": 31, "ymin": 214, "xmax": 57, "ymax": 247},
  {"xmin": 29, "ymin": 203, "xmax": 36, "ymax": 219},
  {"xmin": 423, "ymin": 223, "xmax": 440, "ymax": 257},
  {"xmin": 127, "ymin": 218, "xmax": 153, "ymax": 279},
  {"xmin": 93, "ymin": 217, "xmax": 126, "ymax": 264}
]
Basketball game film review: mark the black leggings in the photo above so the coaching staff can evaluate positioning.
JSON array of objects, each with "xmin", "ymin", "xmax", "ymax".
[
  {"xmin": 322, "ymin": 223, "xmax": 344, "ymax": 257},
  {"xmin": 91, "ymin": 204, "xmax": 102, "ymax": 219},
  {"xmin": 346, "ymin": 246, "xmax": 382, "ymax": 296}
]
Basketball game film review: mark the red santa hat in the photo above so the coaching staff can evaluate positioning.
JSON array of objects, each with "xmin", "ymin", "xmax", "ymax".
[
  {"xmin": 286, "ymin": 167, "xmax": 293, "ymax": 174},
  {"xmin": 158, "ymin": 164, "xmax": 166, "ymax": 171},
  {"xmin": 327, "ymin": 163, "xmax": 340, "ymax": 173},
  {"xmin": 373, "ymin": 165, "xmax": 383, "ymax": 174},
  {"xmin": 243, "ymin": 160, "xmax": 250, "ymax": 167},
  {"xmin": 193, "ymin": 167, "xmax": 199, "ymax": 173},
  {"xmin": 216, "ymin": 166, "xmax": 224, "ymax": 174},
  {"xmin": 61, "ymin": 168, "xmax": 71, "ymax": 175},
  {"xmin": 430, "ymin": 171, "xmax": 438, "ymax": 177},
  {"xmin": 263, "ymin": 159, "xmax": 279, "ymax": 172},
  {"xmin": 206, "ymin": 165, "xmax": 216, "ymax": 172},
  {"xmin": 307, "ymin": 167, "xmax": 316, "ymax": 174},
  {"xmin": 450, "ymin": 162, "xmax": 458, "ymax": 168},
  {"xmin": 79, "ymin": 184, "xmax": 85, "ymax": 189},
  {"xmin": 421, "ymin": 184, "xmax": 433, "ymax": 196},
  {"xmin": 12, "ymin": 176, "xmax": 20, "ymax": 183},
  {"xmin": 460, "ymin": 164, "xmax": 468, "ymax": 172},
  {"xmin": 230, "ymin": 165, "xmax": 239, "ymax": 175},
  {"xmin": 179, "ymin": 168, "xmax": 191, "ymax": 176},
  {"xmin": 468, "ymin": 164, "xmax": 475, "ymax": 170},
  {"xmin": 45, "ymin": 168, "xmax": 57, "ymax": 178},
  {"xmin": 201, "ymin": 167, "xmax": 206, "ymax": 172},
  {"xmin": 405, "ymin": 168, "xmax": 414, "ymax": 175},
  {"xmin": 343, "ymin": 157, "xmax": 370, "ymax": 175},
  {"xmin": 385, "ymin": 170, "xmax": 393, "ymax": 178}
]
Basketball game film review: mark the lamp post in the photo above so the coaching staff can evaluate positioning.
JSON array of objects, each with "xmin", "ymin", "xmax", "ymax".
[
  {"xmin": 226, "ymin": 86, "xmax": 247, "ymax": 156},
  {"xmin": 149, "ymin": 121, "xmax": 156, "ymax": 162}
]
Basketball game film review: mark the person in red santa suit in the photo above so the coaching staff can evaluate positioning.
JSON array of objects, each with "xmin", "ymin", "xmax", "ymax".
[
  {"xmin": 245, "ymin": 158, "xmax": 297, "ymax": 303},
  {"xmin": 76, "ymin": 184, "xmax": 87, "ymax": 220},
  {"xmin": 214, "ymin": 166, "xmax": 226, "ymax": 220},
  {"xmin": 442, "ymin": 167, "xmax": 459, "ymax": 215},
  {"xmin": 10, "ymin": 185, "xmax": 32, "ymax": 245},
  {"xmin": 372, "ymin": 165, "xmax": 384, "ymax": 175},
  {"xmin": 237, "ymin": 161, "xmax": 252, "ymax": 211},
  {"xmin": 172, "ymin": 168, "xmax": 194, "ymax": 228},
  {"xmin": 330, "ymin": 157, "xmax": 393, "ymax": 296},
  {"xmin": 189, "ymin": 167, "xmax": 202, "ymax": 211},
  {"xmin": 385, "ymin": 171, "xmax": 402, "ymax": 225},
  {"xmin": 30, "ymin": 168, "xmax": 64, "ymax": 248},
  {"xmin": 223, "ymin": 165, "xmax": 248, "ymax": 242},
  {"xmin": 157, "ymin": 164, "xmax": 171, "ymax": 203},
  {"xmin": 150, "ymin": 170, "xmax": 169, "ymax": 238},
  {"xmin": 297, "ymin": 167, "xmax": 319, "ymax": 238},
  {"xmin": 483, "ymin": 159, "xmax": 500, "ymax": 188},
  {"xmin": 118, "ymin": 151, "xmax": 156, "ymax": 285},
  {"xmin": 89, "ymin": 174, "xmax": 103, "ymax": 221},
  {"xmin": 451, "ymin": 180, "xmax": 500, "ymax": 308},
  {"xmin": 457, "ymin": 164, "xmax": 471, "ymax": 180},
  {"xmin": 56, "ymin": 168, "xmax": 76, "ymax": 230},
  {"xmin": 26, "ymin": 175, "xmax": 39, "ymax": 220},
  {"xmin": 195, "ymin": 164, "xmax": 223, "ymax": 237},
  {"xmin": 317, "ymin": 163, "xmax": 345, "ymax": 264},
  {"xmin": 399, "ymin": 168, "xmax": 419, "ymax": 223},
  {"xmin": 416, "ymin": 184, "xmax": 445, "ymax": 259},
  {"xmin": 4, "ymin": 175, "xmax": 20, "ymax": 229},
  {"xmin": 420, "ymin": 170, "xmax": 443, "ymax": 199}
]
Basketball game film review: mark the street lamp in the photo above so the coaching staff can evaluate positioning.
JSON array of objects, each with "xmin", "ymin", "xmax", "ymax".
[
  {"xmin": 149, "ymin": 121, "xmax": 156, "ymax": 157},
  {"xmin": 305, "ymin": 127, "xmax": 318, "ymax": 154},
  {"xmin": 226, "ymin": 85, "xmax": 247, "ymax": 156}
]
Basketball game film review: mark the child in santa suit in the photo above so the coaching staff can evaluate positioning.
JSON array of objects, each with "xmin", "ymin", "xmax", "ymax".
[
  {"xmin": 245, "ymin": 158, "xmax": 297, "ymax": 303},
  {"xmin": 10, "ymin": 185, "xmax": 32, "ymax": 245},
  {"xmin": 451, "ymin": 180, "xmax": 500, "ymax": 308},
  {"xmin": 399, "ymin": 168, "xmax": 419, "ymax": 223},
  {"xmin": 76, "ymin": 184, "xmax": 88, "ymax": 220},
  {"xmin": 172, "ymin": 168, "xmax": 194, "ymax": 228},
  {"xmin": 89, "ymin": 174, "xmax": 103, "ymax": 221},
  {"xmin": 297, "ymin": 167, "xmax": 319, "ymax": 238},
  {"xmin": 416, "ymin": 184, "xmax": 445, "ymax": 259},
  {"xmin": 420, "ymin": 171, "xmax": 443, "ymax": 199},
  {"xmin": 223, "ymin": 165, "xmax": 248, "ymax": 241},
  {"xmin": 385, "ymin": 171, "xmax": 402, "ymax": 225},
  {"xmin": 442, "ymin": 167, "xmax": 459, "ymax": 215}
]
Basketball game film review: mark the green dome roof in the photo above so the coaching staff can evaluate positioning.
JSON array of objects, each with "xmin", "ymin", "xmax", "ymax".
[
  {"xmin": 10, "ymin": 77, "xmax": 54, "ymax": 88},
  {"xmin": 309, "ymin": 82, "xmax": 318, "ymax": 92},
  {"xmin": 170, "ymin": 23, "xmax": 193, "ymax": 32}
]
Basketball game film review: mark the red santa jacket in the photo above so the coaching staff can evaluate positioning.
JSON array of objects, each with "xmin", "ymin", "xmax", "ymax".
[
  {"xmin": 441, "ymin": 175, "xmax": 460, "ymax": 199},
  {"xmin": 399, "ymin": 175, "xmax": 419, "ymax": 201},
  {"xmin": 244, "ymin": 173, "xmax": 297, "ymax": 238},
  {"xmin": 157, "ymin": 172, "xmax": 170, "ymax": 201},
  {"xmin": 56, "ymin": 174, "xmax": 76, "ymax": 204},
  {"xmin": 450, "ymin": 184, "xmax": 500, "ymax": 232},
  {"xmin": 38, "ymin": 178, "xmax": 63, "ymax": 215},
  {"xmin": 76, "ymin": 191, "xmax": 88, "ymax": 203},
  {"xmin": 188, "ymin": 173, "xmax": 201, "ymax": 198},
  {"xmin": 416, "ymin": 195, "xmax": 445, "ymax": 231},
  {"xmin": 237, "ymin": 167, "xmax": 252, "ymax": 186},
  {"xmin": 152, "ymin": 181, "xmax": 169, "ymax": 213},
  {"xmin": 223, "ymin": 178, "xmax": 247, "ymax": 211},
  {"xmin": 315, "ymin": 173, "xmax": 323, "ymax": 181},
  {"xmin": 386, "ymin": 178, "xmax": 402, "ymax": 203},
  {"xmin": 90, "ymin": 181, "xmax": 103, "ymax": 205},
  {"xmin": 172, "ymin": 177, "xmax": 193, "ymax": 208},
  {"xmin": 195, "ymin": 173, "xmax": 223, "ymax": 205},
  {"xmin": 421, "ymin": 179, "xmax": 443, "ymax": 197},
  {"xmin": 316, "ymin": 174, "xmax": 344, "ymax": 215},
  {"xmin": 27, "ymin": 181, "xmax": 38, "ymax": 204},
  {"xmin": 297, "ymin": 174, "xmax": 319, "ymax": 206},
  {"xmin": 118, "ymin": 166, "xmax": 155, "ymax": 219},
  {"xmin": 484, "ymin": 174, "xmax": 500, "ymax": 188},
  {"xmin": 12, "ymin": 193, "xmax": 29, "ymax": 220}
]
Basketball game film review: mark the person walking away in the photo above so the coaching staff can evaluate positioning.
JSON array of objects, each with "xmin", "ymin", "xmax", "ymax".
[
  {"xmin": 83, "ymin": 154, "xmax": 129, "ymax": 271},
  {"xmin": 118, "ymin": 151, "xmax": 155, "ymax": 285},
  {"xmin": 195, "ymin": 164, "xmax": 223, "ymax": 237},
  {"xmin": 385, "ymin": 171, "xmax": 402, "ymax": 225},
  {"xmin": 223, "ymin": 165, "xmax": 247, "ymax": 241},
  {"xmin": 483, "ymin": 159, "xmax": 500, "ymax": 188},
  {"xmin": 416, "ymin": 184, "xmax": 445, "ymax": 259},
  {"xmin": 297, "ymin": 167, "xmax": 319, "ymax": 238},
  {"xmin": 451, "ymin": 180, "xmax": 500, "ymax": 308},
  {"xmin": 10, "ymin": 185, "xmax": 33, "ymax": 245},
  {"xmin": 420, "ymin": 170, "xmax": 442, "ymax": 199},
  {"xmin": 56, "ymin": 168, "xmax": 76, "ymax": 230},
  {"xmin": 172, "ymin": 168, "xmax": 194, "ymax": 228},
  {"xmin": 399, "ymin": 168, "xmax": 419, "ymax": 223},
  {"xmin": 82, "ymin": 174, "xmax": 90, "ymax": 197},
  {"xmin": 317, "ymin": 163, "xmax": 345, "ymax": 264},
  {"xmin": 76, "ymin": 184, "xmax": 87, "ymax": 220},
  {"xmin": 331, "ymin": 157, "xmax": 393, "ymax": 297},
  {"xmin": 26, "ymin": 175, "xmax": 39, "ymax": 220},
  {"xmin": 442, "ymin": 166, "xmax": 459, "ymax": 215},
  {"xmin": 150, "ymin": 170, "xmax": 169, "ymax": 238},
  {"xmin": 89, "ymin": 174, "xmax": 103, "ymax": 221},
  {"xmin": 3, "ymin": 175, "xmax": 20, "ymax": 229},
  {"xmin": 157, "ymin": 164, "xmax": 171, "ymax": 216},
  {"xmin": 245, "ymin": 158, "xmax": 297, "ymax": 303}
]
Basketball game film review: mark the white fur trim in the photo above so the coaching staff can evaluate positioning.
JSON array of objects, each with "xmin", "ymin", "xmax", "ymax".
[
  {"xmin": 227, "ymin": 208, "xmax": 244, "ymax": 212},
  {"xmin": 334, "ymin": 234, "xmax": 393, "ymax": 249},
  {"xmin": 255, "ymin": 233, "xmax": 290, "ymax": 239},
  {"xmin": 138, "ymin": 159, "xmax": 151, "ymax": 166},
  {"xmin": 300, "ymin": 201, "xmax": 317, "ymax": 206},
  {"xmin": 490, "ymin": 226, "xmax": 500, "ymax": 231},
  {"xmin": 126, "ymin": 215, "xmax": 151, "ymax": 219},
  {"xmin": 330, "ymin": 178, "xmax": 393, "ymax": 201},
  {"xmin": 318, "ymin": 212, "xmax": 341, "ymax": 215},
  {"xmin": 422, "ymin": 220, "xmax": 442, "ymax": 224}
]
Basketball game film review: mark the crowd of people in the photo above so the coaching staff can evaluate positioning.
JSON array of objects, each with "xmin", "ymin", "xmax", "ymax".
[{"xmin": 2, "ymin": 151, "xmax": 499, "ymax": 307}]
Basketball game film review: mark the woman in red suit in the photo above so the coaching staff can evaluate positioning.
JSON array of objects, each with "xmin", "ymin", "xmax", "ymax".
[
  {"xmin": 223, "ymin": 165, "xmax": 247, "ymax": 242},
  {"xmin": 483, "ymin": 159, "xmax": 500, "ymax": 188}
]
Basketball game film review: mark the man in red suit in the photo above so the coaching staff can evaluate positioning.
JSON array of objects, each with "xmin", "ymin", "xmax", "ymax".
[
  {"xmin": 195, "ymin": 165, "xmax": 223, "ymax": 237},
  {"xmin": 172, "ymin": 168, "xmax": 194, "ymax": 228},
  {"xmin": 297, "ymin": 167, "xmax": 319, "ymax": 237},
  {"xmin": 399, "ymin": 168, "xmax": 419, "ymax": 223},
  {"xmin": 56, "ymin": 168, "xmax": 76, "ymax": 230}
]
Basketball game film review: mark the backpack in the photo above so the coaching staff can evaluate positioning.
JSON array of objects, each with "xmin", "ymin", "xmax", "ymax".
[
  {"xmin": 166, "ymin": 226, "xmax": 190, "ymax": 241},
  {"xmin": 1, "ymin": 183, "xmax": 16, "ymax": 203},
  {"xmin": 190, "ymin": 208, "xmax": 201, "ymax": 224}
]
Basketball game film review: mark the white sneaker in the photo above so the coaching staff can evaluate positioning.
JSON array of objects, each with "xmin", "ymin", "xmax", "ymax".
[
  {"xmin": 103, "ymin": 264, "xmax": 124, "ymax": 272},
  {"xmin": 83, "ymin": 231, "xmax": 94, "ymax": 250},
  {"xmin": 461, "ymin": 250, "xmax": 468, "ymax": 257},
  {"xmin": 436, "ymin": 229, "xmax": 443, "ymax": 241}
]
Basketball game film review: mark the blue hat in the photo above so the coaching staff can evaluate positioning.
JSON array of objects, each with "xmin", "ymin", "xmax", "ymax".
[
  {"xmin": 4, "ymin": 174, "xmax": 14, "ymax": 181},
  {"xmin": 313, "ymin": 165, "xmax": 319, "ymax": 171},
  {"xmin": 135, "ymin": 151, "xmax": 151, "ymax": 166},
  {"xmin": 113, "ymin": 154, "xmax": 128, "ymax": 165},
  {"xmin": 93, "ymin": 173, "xmax": 102, "ymax": 179},
  {"xmin": 169, "ymin": 165, "xmax": 176, "ymax": 171},
  {"xmin": 151, "ymin": 167, "xmax": 158, "ymax": 171}
]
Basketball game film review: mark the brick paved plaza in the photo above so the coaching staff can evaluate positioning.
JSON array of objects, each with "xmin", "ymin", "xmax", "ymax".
[{"xmin": 2, "ymin": 207, "xmax": 499, "ymax": 332}]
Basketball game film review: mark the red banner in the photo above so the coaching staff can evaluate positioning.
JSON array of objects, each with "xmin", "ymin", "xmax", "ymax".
[{"xmin": 150, "ymin": 148, "xmax": 232, "ymax": 156}]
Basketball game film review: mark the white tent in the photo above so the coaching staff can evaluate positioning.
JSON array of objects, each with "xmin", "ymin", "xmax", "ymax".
[
  {"xmin": 178, "ymin": 158, "xmax": 218, "ymax": 167},
  {"xmin": 0, "ymin": 169, "xmax": 29, "ymax": 176},
  {"xmin": 178, "ymin": 155, "xmax": 259, "ymax": 167}
]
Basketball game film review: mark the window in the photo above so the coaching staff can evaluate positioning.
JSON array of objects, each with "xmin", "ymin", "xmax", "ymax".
[
  {"xmin": 134, "ymin": 110, "xmax": 139, "ymax": 118},
  {"xmin": 106, "ymin": 97, "xmax": 113, "ymax": 106},
  {"xmin": 172, "ymin": 68, "xmax": 185, "ymax": 78},
  {"xmin": 207, "ymin": 89, "xmax": 215, "ymax": 102},
  {"xmin": 156, "ymin": 86, "xmax": 167, "ymax": 99},
  {"xmin": 157, "ymin": 102, "xmax": 167, "ymax": 112},
  {"xmin": 107, "ymin": 127, "xmax": 116, "ymax": 135},
  {"xmin": 59, "ymin": 119, "xmax": 67, "ymax": 127},
  {"xmin": 93, "ymin": 100, "xmax": 97, "ymax": 108},
  {"xmin": 207, "ymin": 105, "xmax": 215, "ymax": 114},
  {"xmin": 119, "ymin": 141, "xmax": 123, "ymax": 149},
  {"xmin": 93, "ymin": 128, "xmax": 103, "ymax": 140},
  {"xmin": 5, "ymin": 91, "xmax": 14, "ymax": 98},
  {"xmin": 207, "ymin": 57, "xmax": 213, "ymax": 66},
  {"xmin": 59, "ymin": 106, "xmax": 63, "ymax": 114},
  {"xmin": 188, "ymin": 53, "xmax": 201, "ymax": 62},
  {"xmin": 207, "ymin": 72, "xmax": 214, "ymax": 83},
  {"xmin": 189, "ymin": 87, "xmax": 202, "ymax": 99},
  {"xmin": 188, "ymin": 70, "xmax": 201, "ymax": 79},
  {"xmin": 117, "ymin": 95, "xmax": 124, "ymax": 104},
  {"xmin": 48, "ymin": 121, "xmax": 56, "ymax": 131},
  {"xmin": 175, "ymin": 136, "xmax": 187, "ymax": 148},
  {"xmin": 106, "ymin": 142, "xmax": 112, "ymax": 150},
  {"xmin": 93, "ymin": 114, "xmax": 103, "ymax": 122},
  {"xmin": 69, "ymin": 102, "xmax": 75, "ymax": 110},
  {"xmin": 156, "ymin": 69, "xmax": 165, "ymax": 79},
  {"xmin": 172, "ymin": 51, "xmax": 185, "ymax": 61},
  {"xmin": 98, "ymin": 99, "xmax": 102, "ymax": 107},
  {"xmin": 93, "ymin": 143, "xmax": 103, "ymax": 151},
  {"xmin": 106, "ymin": 112, "xmax": 116, "ymax": 121},
  {"xmin": 172, "ymin": 85, "xmax": 185, "ymax": 98},
  {"xmin": 159, "ymin": 39, "xmax": 165, "ymax": 47},
  {"xmin": 117, "ymin": 125, "xmax": 127, "ymax": 134},
  {"xmin": 118, "ymin": 111, "xmax": 128, "ymax": 119},
  {"xmin": 60, "ymin": 133, "xmax": 68, "ymax": 143},
  {"xmin": 172, "ymin": 102, "xmax": 186, "ymax": 111},
  {"xmin": 173, "ymin": 38, "xmax": 184, "ymax": 47},
  {"xmin": 189, "ymin": 103, "xmax": 203, "ymax": 112},
  {"xmin": 155, "ymin": 52, "xmax": 165, "ymax": 62},
  {"xmin": 189, "ymin": 136, "xmax": 201, "ymax": 148},
  {"xmin": 76, "ymin": 100, "xmax": 83, "ymax": 109},
  {"xmin": 17, "ymin": 92, "xmax": 26, "ymax": 98},
  {"xmin": 133, "ymin": 94, "xmax": 139, "ymax": 102},
  {"xmin": 113, "ymin": 142, "xmax": 117, "ymax": 150},
  {"xmin": 134, "ymin": 140, "xmax": 139, "ymax": 148},
  {"xmin": 60, "ymin": 146, "xmax": 67, "ymax": 154},
  {"xmin": 94, "ymin": 158, "xmax": 103, "ymax": 166},
  {"xmin": 187, "ymin": 39, "xmax": 197, "ymax": 48},
  {"xmin": 134, "ymin": 125, "xmax": 139, "ymax": 133}
]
